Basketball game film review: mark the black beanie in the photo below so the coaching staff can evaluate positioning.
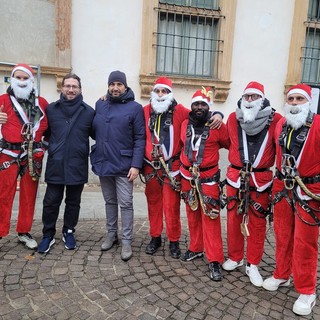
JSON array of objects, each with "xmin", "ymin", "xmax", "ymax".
[{"xmin": 108, "ymin": 70, "xmax": 127, "ymax": 87}]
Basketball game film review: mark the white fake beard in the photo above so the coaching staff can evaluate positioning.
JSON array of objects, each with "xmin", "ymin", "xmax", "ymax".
[
  {"xmin": 284, "ymin": 102, "xmax": 310, "ymax": 130},
  {"xmin": 240, "ymin": 98, "xmax": 263, "ymax": 123},
  {"xmin": 11, "ymin": 77, "xmax": 34, "ymax": 100},
  {"xmin": 151, "ymin": 91, "xmax": 173, "ymax": 114}
]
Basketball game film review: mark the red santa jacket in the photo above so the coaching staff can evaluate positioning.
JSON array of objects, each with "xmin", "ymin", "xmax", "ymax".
[
  {"xmin": 274, "ymin": 114, "xmax": 320, "ymax": 199},
  {"xmin": 144, "ymin": 102, "xmax": 189, "ymax": 166},
  {"xmin": 226, "ymin": 111, "xmax": 282, "ymax": 191},
  {"xmin": 0, "ymin": 92, "xmax": 48, "ymax": 157},
  {"xmin": 180, "ymin": 119, "xmax": 229, "ymax": 181}
]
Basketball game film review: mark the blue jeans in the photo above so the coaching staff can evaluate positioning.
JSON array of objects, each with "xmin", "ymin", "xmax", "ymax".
[{"xmin": 99, "ymin": 176, "xmax": 134, "ymax": 244}]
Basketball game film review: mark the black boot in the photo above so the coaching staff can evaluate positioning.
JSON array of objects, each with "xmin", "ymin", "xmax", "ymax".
[
  {"xmin": 209, "ymin": 261, "xmax": 223, "ymax": 281},
  {"xmin": 169, "ymin": 241, "xmax": 181, "ymax": 259},
  {"xmin": 145, "ymin": 236, "xmax": 162, "ymax": 255}
]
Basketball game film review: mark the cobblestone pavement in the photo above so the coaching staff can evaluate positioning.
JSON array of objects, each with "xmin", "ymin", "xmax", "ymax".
[{"xmin": 1, "ymin": 216, "xmax": 320, "ymax": 320}]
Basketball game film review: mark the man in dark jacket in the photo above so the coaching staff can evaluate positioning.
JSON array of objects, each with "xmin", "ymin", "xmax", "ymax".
[
  {"xmin": 90, "ymin": 70, "xmax": 146, "ymax": 261},
  {"xmin": 38, "ymin": 73, "xmax": 95, "ymax": 253}
]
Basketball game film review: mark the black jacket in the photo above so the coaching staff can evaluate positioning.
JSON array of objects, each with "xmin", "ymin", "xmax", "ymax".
[{"xmin": 45, "ymin": 97, "xmax": 95, "ymax": 185}]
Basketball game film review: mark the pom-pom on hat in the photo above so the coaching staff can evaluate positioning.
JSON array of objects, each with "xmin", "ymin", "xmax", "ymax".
[
  {"xmin": 153, "ymin": 76, "xmax": 173, "ymax": 92},
  {"xmin": 108, "ymin": 70, "xmax": 127, "ymax": 87},
  {"xmin": 11, "ymin": 63, "xmax": 34, "ymax": 80},
  {"xmin": 191, "ymin": 87, "xmax": 213, "ymax": 107},
  {"xmin": 287, "ymin": 83, "xmax": 312, "ymax": 102},
  {"xmin": 243, "ymin": 81, "xmax": 264, "ymax": 98}
]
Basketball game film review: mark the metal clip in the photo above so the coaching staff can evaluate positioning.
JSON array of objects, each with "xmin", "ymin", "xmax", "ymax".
[
  {"xmin": 151, "ymin": 160, "xmax": 161, "ymax": 170},
  {"xmin": 253, "ymin": 202, "xmax": 261, "ymax": 211},
  {"xmin": 21, "ymin": 122, "xmax": 33, "ymax": 141},
  {"xmin": 2, "ymin": 161, "xmax": 10, "ymax": 169},
  {"xmin": 240, "ymin": 214, "xmax": 250, "ymax": 238},
  {"xmin": 284, "ymin": 177, "xmax": 295, "ymax": 190}
]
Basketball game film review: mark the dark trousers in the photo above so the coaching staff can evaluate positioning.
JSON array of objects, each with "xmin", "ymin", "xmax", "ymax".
[{"xmin": 42, "ymin": 183, "xmax": 84, "ymax": 237}]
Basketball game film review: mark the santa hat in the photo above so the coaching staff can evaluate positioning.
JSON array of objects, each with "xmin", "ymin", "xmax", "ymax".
[
  {"xmin": 153, "ymin": 77, "xmax": 172, "ymax": 92},
  {"xmin": 11, "ymin": 63, "xmax": 34, "ymax": 80},
  {"xmin": 191, "ymin": 87, "xmax": 213, "ymax": 107},
  {"xmin": 243, "ymin": 81, "xmax": 264, "ymax": 98},
  {"xmin": 287, "ymin": 83, "xmax": 312, "ymax": 102}
]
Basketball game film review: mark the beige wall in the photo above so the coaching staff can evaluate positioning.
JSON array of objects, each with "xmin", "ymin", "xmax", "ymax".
[{"xmin": 0, "ymin": 0, "xmax": 301, "ymax": 183}]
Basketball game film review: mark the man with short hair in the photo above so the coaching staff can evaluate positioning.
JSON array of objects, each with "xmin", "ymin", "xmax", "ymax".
[
  {"xmin": 90, "ymin": 70, "xmax": 146, "ymax": 261},
  {"xmin": 0, "ymin": 63, "xmax": 48, "ymax": 249},
  {"xmin": 37, "ymin": 73, "xmax": 95, "ymax": 254},
  {"xmin": 143, "ymin": 77, "xmax": 223, "ymax": 259},
  {"xmin": 263, "ymin": 84, "xmax": 320, "ymax": 316},
  {"xmin": 180, "ymin": 88, "xmax": 229, "ymax": 281},
  {"xmin": 222, "ymin": 81, "xmax": 281, "ymax": 287}
]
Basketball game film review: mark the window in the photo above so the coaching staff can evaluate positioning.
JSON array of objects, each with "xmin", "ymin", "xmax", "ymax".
[
  {"xmin": 140, "ymin": 0, "xmax": 237, "ymax": 102},
  {"xmin": 301, "ymin": 0, "xmax": 320, "ymax": 84},
  {"xmin": 286, "ymin": 0, "xmax": 320, "ymax": 89},
  {"xmin": 156, "ymin": 1, "xmax": 221, "ymax": 78}
]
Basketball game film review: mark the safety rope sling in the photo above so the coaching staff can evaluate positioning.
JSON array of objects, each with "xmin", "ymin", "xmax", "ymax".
[
  {"xmin": 141, "ymin": 103, "xmax": 181, "ymax": 191},
  {"xmin": 222, "ymin": 109, "xmax": 275, "ymax": 236},
  {"xmin": 0, "ymin": 92, "xmax": 43, "ymax": 180},
  {"xmin": 275, "ymin": 111, "xmax": 320, "ymax": 226},
  {"xmin": 180, "ymin": 115, "xmax": 221, "ymax": 219}
]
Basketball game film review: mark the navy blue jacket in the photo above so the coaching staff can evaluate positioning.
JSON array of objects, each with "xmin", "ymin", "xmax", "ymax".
[
  {"xmin": 45, "ymin": 97, "xmax": 95, "ymax": 185},
  {"xmin": 90, "ymin": 88, "xmax": 146, "ymax": 177}
]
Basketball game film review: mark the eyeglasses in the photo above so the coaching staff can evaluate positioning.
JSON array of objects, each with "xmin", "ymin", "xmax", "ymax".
[
  {"xmin": 242, "ymin": 94, "xmax": 261, "ymax": 101},
  {"xmin": 154, "ymin": 89, "xmax": 169, "ymax": 94},
  {"xmin": 63, "ymin": 85, "xmax": 80, "ymax": 90}
]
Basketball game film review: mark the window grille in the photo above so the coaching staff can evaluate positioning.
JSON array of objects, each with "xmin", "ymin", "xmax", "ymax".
[
  {"xmin": 155, "ymin": 0, "xmax": 222, "ymax": 78},
  {"xmin": 302, "ymin": 0, "xmax": 320, "ymax": 84}
]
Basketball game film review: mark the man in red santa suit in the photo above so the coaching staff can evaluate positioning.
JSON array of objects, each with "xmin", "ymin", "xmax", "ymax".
[
  {"xmin": 263, "ymin": 84, "xmax": 320, "ymax": 316},
  {"xmin": 0, "ymin": 63, "xmax": 48, "ymax": 249},
  {"xmin": 222, "ymin": 81, "xmax": 281, "ymax": 287},
  {"xmin": 180, "ymin": 88, "xmax": 229, "ymax": 281},
  {"xmin": 143, "ymin": 77, "xmax": 223, "ymax": 258}
]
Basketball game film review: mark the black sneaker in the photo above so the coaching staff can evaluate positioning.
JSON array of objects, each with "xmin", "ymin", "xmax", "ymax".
[
  {"xmin": 145, "ymin": 236, "xmax": 161, "ymax": 255},
  {"xmin": 180, "ymin": 250, "xmax": 204, "ymax": 261},
  {"xmin": 209, "ymin": 261, "xmax": 223, "ymax": 281},
  {"xmin": 169, "ymin": 241, "xmax": 181, "ymax": 259}
]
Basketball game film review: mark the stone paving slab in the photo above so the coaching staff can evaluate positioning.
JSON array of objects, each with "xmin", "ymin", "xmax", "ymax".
[{"xmin": 1, "ymin": 215, "xmax": 320, "ymax": 319}]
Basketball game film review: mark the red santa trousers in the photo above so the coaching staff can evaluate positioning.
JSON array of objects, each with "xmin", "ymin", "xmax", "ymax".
[
  {"xmin": 0, "ymin": 154, "xmax": 39, "ymax": 237},
  {"xmin": 181, "ymin": 178, "xmax": 224, "ymax": 263},
  {"xmin": 226, "ymin": 184, "xmax": 269, "ymax": 265},
  {"xmin": 273, "ymin": 187, "xmax": 319, "ymax": 294},
  {"xmin": 144, "ymin": 165, "xmax": 181, "ymax": 241}
]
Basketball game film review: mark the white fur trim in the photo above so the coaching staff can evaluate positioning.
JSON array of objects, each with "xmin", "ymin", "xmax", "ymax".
[
  {"xmin": 11, "ymin": 66, "xmax": 34, "ymax": 79},
  {"xmin": 287, "ymin": 88, "xmax": 311, "ymax": 101},
  {"xmin": 191, "ymin": 96, "xmax": 211, "ymax": 107},
  {"xmin": 243, "ymin": 88, "xmax": 264, "ymax": 98},
  {"xmin": 153, "ymin": 83, "xmax": 172, "ymax": 92}
]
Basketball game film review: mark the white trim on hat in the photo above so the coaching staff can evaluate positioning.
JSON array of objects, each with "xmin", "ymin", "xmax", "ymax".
[
  {"xmin": 153, "ymin": 83, "xmax": 172, "ymax": 92},
  {"xmin": 191, "ymin": 96, "xmax": 211, "ymax": 107},
  {"xmin": 11, "ymin": 66, "xmax": 34, "ymax": 79},
  {"xmin": 287, "ymin": 88, "xmax": 311, "ymax": 101},
  {"xmin": 243, "ymin": 88, "xmax": 264, "ymax": 97}
]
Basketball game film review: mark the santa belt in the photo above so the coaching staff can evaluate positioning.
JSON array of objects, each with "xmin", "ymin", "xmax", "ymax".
[
  {"xmin": 275, "ymin": 169, "xmax": 320, "ymax": 184},
  {"xmin": 230, "ymin": 164, "xmax": 270, "ymax": 172},
  {"xmin": 0, "ymin": 139, "xmax": 42, "ymax": 151},
  {"xmin": 182, "ymin": 164, "xmax": 217, "ymax": 172}
]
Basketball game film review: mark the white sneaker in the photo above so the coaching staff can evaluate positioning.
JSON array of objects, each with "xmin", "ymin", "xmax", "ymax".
[
  {"xmin": 293, "ymin": 294, "xmax": 316, "ymax": 316},
  {"xmin": 18, "ymin": 233, "xmax": 38, "ymax": 249},
  {"xmin": 222, "ymin": 258, "xmax": 244, "ymax": 271},
  {"xmin": 245, "ymin": 264, "xmax": 263, "ymax": 287},
  {"xmin": 262, "ymin": 276, "xmax": 290, "ymax": 291}
]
